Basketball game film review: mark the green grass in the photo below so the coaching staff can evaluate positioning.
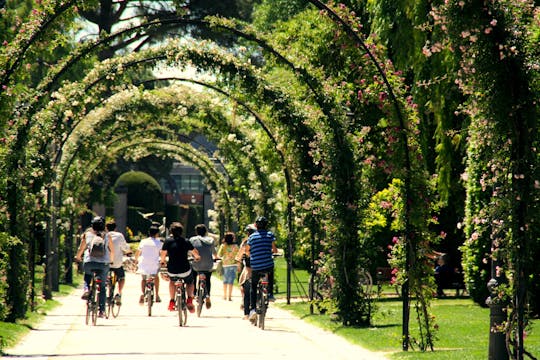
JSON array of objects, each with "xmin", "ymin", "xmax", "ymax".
[
  {"xmin": 278, "ymin": 298, "xmax": 540, "ymax": 359},
  {"xmin": 0, "ymin": 270, "xmax": 82, "ymax": 353},
  {"xmin": 272, "ymin": 258, "xmax": 540, "ymax": 359}
]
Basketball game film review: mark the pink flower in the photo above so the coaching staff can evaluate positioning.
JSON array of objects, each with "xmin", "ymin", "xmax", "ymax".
[{"xmin": 392, "ymin": 236, "xmax": 399, "ymax": 244}]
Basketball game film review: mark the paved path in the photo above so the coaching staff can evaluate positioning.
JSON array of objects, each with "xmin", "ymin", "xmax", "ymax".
[{"xmin": 4, "ymin": 272, "xmax": 388, "ymax": 360}]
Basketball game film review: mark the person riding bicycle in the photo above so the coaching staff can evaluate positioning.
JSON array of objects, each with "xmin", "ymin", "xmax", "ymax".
[
  {"xmin": 135, "ymin": 222, "xmax": 162, "ymax": 304},
  {"xmin": 75, "ymin": 216, "xmax": 114, "ymax": 318},
  {"xmin": 189, "ymin": 224, "xmax": 218, "ymax": 309},
  {"xmin": 160, "ymin": 222, "xmax": 201, "ymax": 312},
  {"xmin": 247, "ymin": 216, "xmax": 278, "ymax": 322},
  {"xmin": 105, "ymin": 220, "xmax": 132, "ymax": 305}
]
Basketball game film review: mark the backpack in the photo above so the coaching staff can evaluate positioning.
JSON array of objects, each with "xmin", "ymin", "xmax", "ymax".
[{"xmin": 89, "ymin": 233, "xmax": 106, "ymax": 257}]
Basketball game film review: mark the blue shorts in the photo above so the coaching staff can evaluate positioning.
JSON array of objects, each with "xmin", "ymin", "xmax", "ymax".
[{"xmin": 222, "ymin": 266, "xmax": 237, "ymax": 284}]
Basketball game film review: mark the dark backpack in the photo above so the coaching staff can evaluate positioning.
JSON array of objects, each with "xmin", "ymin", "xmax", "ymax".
[{"xmin": 89, "ymin": 233, "xmax": 106, "ymax": 257}]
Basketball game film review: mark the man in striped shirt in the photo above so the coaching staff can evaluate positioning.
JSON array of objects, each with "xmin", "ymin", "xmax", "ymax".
[{"xmin": 247, "ymin": 216, "xmax": 278, "ymax": 321}]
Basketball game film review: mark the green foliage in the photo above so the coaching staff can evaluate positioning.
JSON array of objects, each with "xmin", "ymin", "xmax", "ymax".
[
  {"xmin": 114, "ymin": 171, "xmax": 163, "ymax": 213},
  {"xmin": 0, "ymin": 233, "xmax": 28, "ymax": 322}
]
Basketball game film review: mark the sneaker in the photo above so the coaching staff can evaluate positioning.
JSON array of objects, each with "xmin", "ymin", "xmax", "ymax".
[
  {"xmin": 98, "ymin": 311, "xmax": 105, "ymax": 318},
  {"xmin": 81, "ymin": 290, "xmax": 90, "ymax": 300},
  {"xmin": 205, "ymin": 297, "xmax": 211, "ymax": 309},
  {"xmin": 268, "ymin": 295, "xmax": 276, "ymax": 302},
  {"xmin": 155, "ymin": 295, "xmax": 161, "ymax": 303},
  {"xmin": 168, "ymin": 299, "xmax": 175, "ymax": 311},
  {"xmin": 139, "ymin": 294, "xmax": 144, "ymax": 304},
  {"xmin": 249, "ymin": 309, "xmax": 257, "ymax": 322},
  {"xmin": 186, "ymin": 297, "xmax": 195, "ymax": 313},
  {"xmin": 114, "ymin": 294, "xmax": 122, "ymax": 305}
]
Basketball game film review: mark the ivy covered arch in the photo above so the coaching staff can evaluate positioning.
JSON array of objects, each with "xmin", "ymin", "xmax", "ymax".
[{"xmin": 2, "ymin": 2, "xmax": 439, "ymax": 340}]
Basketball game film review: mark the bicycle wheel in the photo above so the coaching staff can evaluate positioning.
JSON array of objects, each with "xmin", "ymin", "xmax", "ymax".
[
  {"xmin": 91, "ymin": 280, "xmax": 99, "ymax": 325},
  {"xmin": 106, "ymin": 278, "xmax": 114, "ymax": 319},
  {"xmin": 196, "ymin": 282, "xmax": 204, "ymax": 317},
  {"xmin": 111, "ymin": 296, "xmax": 121, "ymax": 318},
  {"xmin": 258, "ymin": 285, "xmax": 266, "ymax": 330},
  {"xmin": 85, "ymin": 299, "xmax": 91, "ymax": 325},
  {"xmin": 176, "ymin": 292, "xmax": 185, "ymax": 326},
  {"xmin": 146, "ymin": 286, "xmax": 153, "ymax": 317}
]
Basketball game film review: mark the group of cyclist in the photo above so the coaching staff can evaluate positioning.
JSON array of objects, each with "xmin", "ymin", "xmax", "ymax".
[{"xmin": 75, "ymin": 215, "xmax": 278, "ymax": 322}]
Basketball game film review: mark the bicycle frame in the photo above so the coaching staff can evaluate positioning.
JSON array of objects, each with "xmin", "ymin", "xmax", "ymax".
[{"xmin": 86, "ymin": 270, "xmax": 102, "ymax": 326}]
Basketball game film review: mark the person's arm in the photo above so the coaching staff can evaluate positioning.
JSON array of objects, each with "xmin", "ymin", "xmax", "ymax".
[
  {"xmin": 108, "ymin": 234, "xmax": 115, "ymax": 264},
  {"xmin": 120, "ymin": 234, "xmax": 132, "ymax": 255},
  {"xmin": 135, "ymin": 247, "xmax": 142, "ymax": 263},
  {"xmin": 272, "ymin": 242, "xmax": 278, "ymax": 254},
  {"xmin": 191, "ymin": 248, "xmax": 201, "ymax": 262},
  {"xmin": 160, "ymin": 250, "xmax": 167, "ymax": 266},
  {"xmin": 75, "ymin": 233, "xmax": 87, "ymax": 261}
]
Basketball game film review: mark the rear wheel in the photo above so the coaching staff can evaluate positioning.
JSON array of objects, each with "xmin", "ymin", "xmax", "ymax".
[
  {"xmin": 146, "ymin": 287, "xmax": 153, "ymax": 317},
  {"xmin": 176, "ymin": 291, "xmax": 184, "ymax": 326},
  {"xmin": 91, "ymin": 282, "xmax": 99, "ymax": 325},
  {"xmin": 106, "ymin": 281, "xmax": 114, "ymax": 319},
  {"xmin": 257, "ymin": 286, "xmax": 266, "ymax": 330},
  {"xmin": 85, "ymin": 301, "xmax": 91, "ymax": 325},
  {"xmin": 196, "ymin": 285, "xmax": 204, "ymax": 317}
]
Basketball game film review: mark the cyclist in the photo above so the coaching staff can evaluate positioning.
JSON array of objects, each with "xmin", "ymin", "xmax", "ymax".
[
  {"xmin": 105, "ymin": 220, "xmax": 132, "ymax": 305},
  {"xmin": 160, "ymin": 222, "xmax": 201, "ymax": 312},
  {"xmin": 247, "ymin": 216, "xmax": 278, "ymax": 322},
  {"xmin": 75, "ymin": 216, "xmax": 114, "ymax": 318},
  {"xmin": 189, "ymin": 224, "xmax": 218, "ymax": 309},
  {"xmin": 236, "ymin": 224, "xmax": 256, "ymax": 319},
  {"xmin": 135, "ymin": 222, "xmax": 162, "ymax": 304}
]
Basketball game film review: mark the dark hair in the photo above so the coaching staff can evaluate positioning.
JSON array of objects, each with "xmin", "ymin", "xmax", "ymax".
[
  {"xmin": 106, "ymin": 221, "xmax": 116, "ymax": 231},
  {"xmin": 170, "ymin": 222, "xmax": 183, "ymax": 238},
  {"xmin": 195, "ymin": 224, "xmax": 207, "ymax": 236},
  {"xmin": 91, "ymin": 216, "xmax": 105, "ymax": 231},
  {"xmin": 148, "ymin": 221, "xmax": 160, "ymax": 236},
  {"xmin": 223, "ymin": 232, "xmax": 236, "ymax": 245}
]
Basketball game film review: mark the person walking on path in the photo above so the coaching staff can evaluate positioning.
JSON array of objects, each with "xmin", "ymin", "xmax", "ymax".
[
  {"xmin": 247, "ymin": 216, "xmax": 278, "ymax": 322},
  {"xmin": 135, "ymin": 222, "xmax": 162, "ymax": 304},
  {"xmin": 236, "ymin": 224, "xmax": 256, "ymax": 318},
  {"xmin": 189, "ymin": 223, "xmax": 218, "ymax": 309},
  {"xmin": 105, "ymin": 219, "xmax": 132, "ymax": 304},
  {"xmin": 74, "ymin": 216, "xmax": 114, "ymax": 318},
  {"xmin": 161, "ymin": 221, "xmax": 201, "ymax": 312},
  {"xmin": 217, "ymin": 231, "xmax": 240, "ymax": 301}
]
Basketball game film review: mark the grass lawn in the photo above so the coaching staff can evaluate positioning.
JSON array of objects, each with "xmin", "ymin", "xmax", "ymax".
[
  {"xmin": 273, "ymin": 258, "xmax": 540, "ymax": 359},
  {"xmin": 0, "ymin": 267, "xmax": 81, "ymax": 353}
]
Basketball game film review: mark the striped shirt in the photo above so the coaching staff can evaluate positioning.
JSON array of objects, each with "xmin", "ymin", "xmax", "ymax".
[{"xmin": 247, "ymin": 230, "xmax": 275, "ymax": 270}]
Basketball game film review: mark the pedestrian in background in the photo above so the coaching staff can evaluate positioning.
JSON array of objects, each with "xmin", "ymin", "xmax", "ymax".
[{"xmin": 217, "ymin": 232, "xmax": 239, "ymax": 301}]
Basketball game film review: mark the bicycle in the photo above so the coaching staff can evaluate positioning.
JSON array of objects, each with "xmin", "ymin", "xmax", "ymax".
[
  {"xmin": 85, "ymin": 268, "xmax": 103, "ymax": 326},
  {"xmin": 105, "ymin": 269, "xmax": 121, "ymax": 318},
  {"xmin": 195, "ymin": 259, "xmax": 221, "ymax": 317},
  {"xmin": 169, "ymin": 275, "xmax": 188, "ymax": 326},
  {"xmin": 252, "ymin": 271, "xmax": 271, "ymax": 330},
  {"xmin": 142, "ymin": 274, "xmax": 156, "ymax": 316}
]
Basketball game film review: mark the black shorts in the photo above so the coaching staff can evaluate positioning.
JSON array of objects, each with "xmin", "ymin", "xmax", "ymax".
[{"xmin": 110, "ymin": 266, "xmax": 126, "ymax": 280}]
